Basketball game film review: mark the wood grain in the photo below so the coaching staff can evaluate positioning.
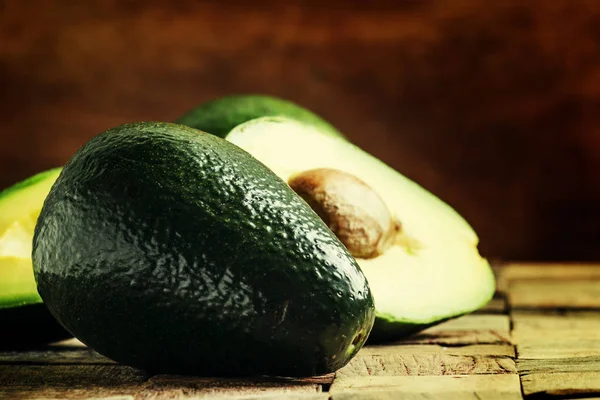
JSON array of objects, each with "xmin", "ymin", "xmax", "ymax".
[
  {"xmin": 496, "ymin": 263, "xmax": 600, "ymax": 292},
  {"xmin": 359, "ymin": 344, "xmax": 515, "ymax": 358},
  {"xmin": 519, "ymin": 357, "xmax": 600, "ymax": 397},
  {"xmin": 0, "ymin": 348, "xmax": 113, "ymax": 365},
  {"xmin": 401, "ymin": 315, "xmax": 512, "ymax": 346},
  {"xmin": 338, "ymin": 343, "xmax": 516, "ymax": 377},
  {"xmin": 512, "ymin": 311, "xmax": 600, "ymax": 359},
  {"xmin": 0, "ymin": 364, "xmax": 147, "ymax": 399},
  {"xmin": 331, "ymin": 391, "xmax": 518, "ymax": 400},
  {"xmin": 476, "ymin": 296, "xmax": 507, "ymax": 314},
  {"xmin": 508, "ymin": 279, "xmax": 600, "ymax": 309},
  {"xmin": 329, "ymin": 375, "xmax": 523, "ymax": 400},
  {"xmin": 136, "ymin": 375, "xmax": 328, "ymax": 400},
  {"xmin": 2, "ymin": 1, "xmax": 600, "ymax": 261},
  {"xmin": 194, "ymin": 394, "xmax": 329, "ymax": 400},
  {"xmin": 336, "ymin": 352, "xmax": 516, "ymax": 377},
  {"xmin": 512, "ymin": 310, "xmax": 600, "ymax": 396}
]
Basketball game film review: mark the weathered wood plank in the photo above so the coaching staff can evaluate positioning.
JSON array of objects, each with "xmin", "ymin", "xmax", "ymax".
[
  {"xmin": 329, "ymin": 375, "xmax": 522, "ymax": 400},
  {"xmin": 519, "ymin": 356, "xmax": 600, "ymax": 374},
  {"xmin": 360, "ymin": 344, "xmax": 515, "ymax": 357},
  {"xmin": 508, "ymin": 279, "xmax": 600, "ymax": 309},
  {"xmin": 336, "ymin": 352, "xmax": 516, "ymax": 377},
  {"xmin": 331, "ymin": 391, "xmax": 517, "ymax": 400},
  {"xmin": 519, "ymin": 357, "xmax": 600, "ymax": 397},
  {"xmin": 496, "ymin": 263, "xmax": 600, "ymax": 293},
  {"xmin": 400, "ymin": 315, "xmax": 512, "ymax": 346},
  {"xmin": 136, "ymin": 375, "xmax": 331, "ymax": 400},
  {"xmin": 512, "ymin": 311, "xmax": 600, "ymax": 359},
  {"xmin": 202, "ymin": 394, "xmax": 329, "ymax": 400},
  {"xmin": 0, "ymin": 364, "xmax": 147, "ymax": 399},
  {"xmin": 517, "ymin": 340, "xmax": 600, "ymax": 359},
  {"xmin": 338, "ymin": 343, "xmax": 516, "ymax": 377},
  {"xmin": 476, "ymin": 296, "xmax": 507, "ymax": 314},
  {"xmin": 513, "ymin": 311, "xmax": 600, "ymax": 396},
  {"xmin": 0, "ymin": 348, "xmax": 113, "ymax": 365}
]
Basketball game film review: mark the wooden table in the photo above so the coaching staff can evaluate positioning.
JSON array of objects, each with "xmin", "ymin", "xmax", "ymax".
[{"xmin": 1, "ymin": 263, "xmax": 599, "ymax": 399}]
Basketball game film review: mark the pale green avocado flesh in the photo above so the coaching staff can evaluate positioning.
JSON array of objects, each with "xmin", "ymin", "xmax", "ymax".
[
  {"xmin": 0, "ymin": 256, "xmax": 41, "ymax": 309},
  {"xmin": 0, "ymin": 168, "xmax": 62, "ymax": 308},
  {"xmin": 227, "ymin": 117, "xmax": 496, "ymax": 342}
]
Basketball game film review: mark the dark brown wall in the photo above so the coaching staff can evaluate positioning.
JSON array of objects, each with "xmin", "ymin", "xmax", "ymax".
[{"xmin": 1, "ymin": 0, "xmax": 599, "ymax": 261}]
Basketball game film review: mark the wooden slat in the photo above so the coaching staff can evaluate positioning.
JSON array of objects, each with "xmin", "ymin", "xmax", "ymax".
[
  {"xmin": 136, "ymin": 375, "xmax": 331, "ymax": 400},
  {"xmin": 201, "ymin": 394, "xmax": 329, "ymax": 400},
  {"xmin": 512, "ymin": 310, "xmax": 600, "ymax": 396},
  {"xmin": 329, "ymin": 375, "xmax": 523, "ymax": 400},
  {"xmin": 360, "ymin": 344, "xmax": 515, "ymax": 357},
  {"xmin": 476, "ymin": 296, "xmax": 507, "ymax": 314},
  {"xmin": 496, "ymin": 263, "xmax": 600, "ymax": 293},
  {"xmin": 337, "ymin": 344, "xmax": 516, "ymax": 377},
  {"xmin": 508, "ymin": 279, "xmax": 600, "ymax": 309},
  {"xmin": 517, "ymin": 340, "xmax": 600, "ymax": 359},
  {"xmin": 518, "ymin": 357, "xmax": 600, "ymax": 397},
  {"xmin": 331, "ymin": 391, "xmax": 515, "ymax": 400},
  {"xmin": 0, "ymin": 364, "xmax": 147, "ymax": 399},
  {"xmin": 337, "ymin": 353, "xmax": 516, "ymax": 377},
  {"xmin": 0, "ymin": 348, "xmax": 113, "ymax": 365},
  {"xmin": 512, "ymin": 311, "xmax": 600, "ymax": 359},
  {"xmin": 519, "ymin": 356, "xmax": 600, "ymax": 374},
  {"xmin": 400, "ymin": 315, "xmax": 512, "ymax": 346}
]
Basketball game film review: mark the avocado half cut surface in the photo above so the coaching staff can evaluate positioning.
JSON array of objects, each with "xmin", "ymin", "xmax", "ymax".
[
  {"xmin": 0, "ymin": 168, "xmax": 72, "ymax": 347},
  {"xmin": 227, "ymin": 117, "xmax": 496, "ymax": 343},
  {"xmin": 175, "ymin": 94, "xmax": 344, "ymax": 139},
  {"xmin": 33, "ymin": 122, "xmax": 375, "ymax": 376}
]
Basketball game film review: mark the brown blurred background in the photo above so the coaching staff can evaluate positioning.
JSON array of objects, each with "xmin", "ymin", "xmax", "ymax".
[{"xmin": 1, "ymin": 0, "xmax": 599, "ymax": 261}]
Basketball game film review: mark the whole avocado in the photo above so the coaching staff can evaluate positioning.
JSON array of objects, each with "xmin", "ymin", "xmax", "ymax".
[
  {"xmin": 32, "ymin": 122, "xmax": 374, "ymax": 377},
  {"xmin": 175, "ymin": 94, "xmax": 344, "ymax": 139}
]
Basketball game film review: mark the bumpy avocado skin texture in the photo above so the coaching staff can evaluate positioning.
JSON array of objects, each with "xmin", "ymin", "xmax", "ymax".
[
  {"xmin": 175, "ymin": 94, "xmax": 344, "ymax": 139},
  {"xmin": 33, "ymin": 122, "xmax": 374, "ymax": 377}
]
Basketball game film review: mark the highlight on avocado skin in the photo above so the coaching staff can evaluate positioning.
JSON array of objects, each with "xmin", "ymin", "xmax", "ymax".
[
  {"xmin": 32, "ymin": 122, "xmax": 375, "ymax": 377},
  {"xmin": 0, "ymin": 168, "xmax": 71, "ymax": 347},
  {"xmin": 226, "ymin": 116, "xmax": 496, "ymax": 343},
  {"xmin": 175, "ymin": 94, "xmax": 344, "ymax": 139}
]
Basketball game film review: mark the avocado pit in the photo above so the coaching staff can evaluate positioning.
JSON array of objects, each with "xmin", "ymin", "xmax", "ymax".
[{"xmin": 288, "ymin": 168, "xmax": 401, "ymax": 259}]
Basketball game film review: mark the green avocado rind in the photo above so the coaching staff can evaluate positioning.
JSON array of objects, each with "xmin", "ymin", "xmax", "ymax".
[
  {"xmin": 33, "ymin": 122, "xmax": 374, "ymax": 377},
  {"xmin": 175, "ymin": 94, "xmax": 344, "ymax": 139}
]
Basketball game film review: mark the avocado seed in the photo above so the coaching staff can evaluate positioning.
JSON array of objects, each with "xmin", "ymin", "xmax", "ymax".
[{"xmin": 288, "ymin": 168, "xmax": 400, "ymax": 259}]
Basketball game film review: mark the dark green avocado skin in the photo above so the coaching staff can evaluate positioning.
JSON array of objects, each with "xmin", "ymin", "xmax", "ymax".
[
  {"xmin": 175, "ymin": 94, "xmax": 344, "ymax": 139},
  {"xmin": 0, "ymin": 304, "xmax": 71, "ymax": 349},
  {"xmin": 32, "ymin": 122, "xmax": 374, "ymax": 377}
]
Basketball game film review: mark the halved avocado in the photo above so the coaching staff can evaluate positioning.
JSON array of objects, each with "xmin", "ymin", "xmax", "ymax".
[
  {"xmin": 227, "ymin": 117, "xmax": 495, "ymax": 343},
  {"xmin": 0, "ymin": 168, "xmax": 71, "ymax": 347}
]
